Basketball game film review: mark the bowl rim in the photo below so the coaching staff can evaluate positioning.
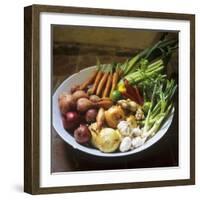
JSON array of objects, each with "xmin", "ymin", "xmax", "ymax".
[{"xmin": 52, "ymin": 66, "xmax": 174, "ymax": 157}]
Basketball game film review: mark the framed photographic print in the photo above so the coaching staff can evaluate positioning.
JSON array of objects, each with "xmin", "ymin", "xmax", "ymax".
[{"xmin": 24, "ymin": 4, "xmax": 195, "ymax": 194}]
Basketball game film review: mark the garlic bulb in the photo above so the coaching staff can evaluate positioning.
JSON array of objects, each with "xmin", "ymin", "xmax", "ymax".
[
  {"xmin": 132, "ymin": 127, "xmax": 143, "ymax": 137},
  {"xmin": 132, "ymin": 136, "xmax": 146, "ymax": 148},
  {"xmin": 117, "ymin": 121, "xmax": 133, "ymax": 137},
  {"xmin": 119, "ymin": 137, "xmax": 132, "ymax": 152}
]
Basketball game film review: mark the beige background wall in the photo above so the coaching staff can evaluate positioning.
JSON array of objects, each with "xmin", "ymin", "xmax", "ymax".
[
  {"xmin": 53, "ymin": 25, "xmax": 177, "ymax": 49},
  {"xmin": 53, "ymin": 26, "xmax": 178, "ymax": 86}
]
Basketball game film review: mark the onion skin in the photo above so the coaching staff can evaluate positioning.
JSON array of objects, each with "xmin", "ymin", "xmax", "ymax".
[
  {"xmin": 72, "ymin": 90, "xmax": 88, "ymax": 101},
  {"xmin": 85, "ymin": 109, "xmax": 98, "ymax": 123},
  {"xmin": 74, "ymin": 124, "xmax": 91, "ymax": 144},
  {"xmin": 64, "ymin": 111, "xmax": 80, "ymax": 130},
  {"xmin": 77, "ymin": 98, "xmax": 95, "ymax": 112},
  {"xmin": 89, "ymin": 95, "xmax": 101, "ymax": 102},
  {"xmin": 58, "ymin": 93, "xmax": 76, "ymax": 114},
  {"xmin": 105, "ymin": 106, "xmax": 125, "ymax": 128}
]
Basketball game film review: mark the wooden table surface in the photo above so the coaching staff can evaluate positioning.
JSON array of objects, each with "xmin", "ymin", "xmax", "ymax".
[{"xmin": 51, "ymin": 120, "xmax": 178, "ymax": 173}]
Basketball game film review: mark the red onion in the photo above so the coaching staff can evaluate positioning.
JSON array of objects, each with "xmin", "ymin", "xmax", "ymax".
[
  {"xmin": 85, "ymin": 109, "xmax": 98, "ymax": 123},
  {"xmin": 63, "ymin": 111, "xmax": 80, "ymax": 130},
  {"xmin": 74, "ymin": 124, "xmax": 91, "ymax": 144}
]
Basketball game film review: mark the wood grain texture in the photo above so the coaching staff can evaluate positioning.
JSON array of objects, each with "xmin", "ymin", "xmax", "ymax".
[
  {"xmin": 24, "ymin": 4, "xmax": 195, "ymax": 194},
  {"xmin": 32, "ymin": 4, "xmax": 195, "ymax": 20},
  {"xmin": 24, "ymin": 5, "xmax": 40, "ymax": 194},
  {"xmin": 189, "ymin": 15, "xmax": 195, "ymax": 185},
  {"xmin": 24, "ymin": 5, "xmax": 33, "ymax": 194}
]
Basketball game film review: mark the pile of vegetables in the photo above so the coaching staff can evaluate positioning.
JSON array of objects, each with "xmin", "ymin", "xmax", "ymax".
[{"xmin": 58, "ymin": 36, "xmax": 178, "ymax": 153}]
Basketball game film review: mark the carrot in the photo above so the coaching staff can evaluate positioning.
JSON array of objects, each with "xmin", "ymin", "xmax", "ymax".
[
  {"xmin": 97, "ymin": 99, "xmax": 113, "ymax": 109},
  {"xmin": 89, "ymin": 70, "xmax": 104, "ymax": 94},
  {"xmin": 96, "ymin": 72, "xmax": 109, "ymax": 96},
  {"xmin": 110, "ymin": 70, "xmax": 119, "ymax": 96},
  {"xmin": 101, "ymin": 97, "xmax": 112, "ymax": 101},
  {"xmin": 79, "ymin": 70, "xmax": 98, "ymax": 90},
  {"xmin": 102, "ymin": 72, "xmax": 112, "ymax": 97}
]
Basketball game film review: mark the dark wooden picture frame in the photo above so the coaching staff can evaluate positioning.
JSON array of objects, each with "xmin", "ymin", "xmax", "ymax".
[{"xmin": 24, "ymin": 4, "xmax": 195, "ymax": 194}]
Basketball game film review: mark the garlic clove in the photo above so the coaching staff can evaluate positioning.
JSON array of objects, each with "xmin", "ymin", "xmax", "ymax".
[
  {"xmin": 132, "ymin": 127, "xmax": 143, "ymax": 137},
  {"xmin": 117, "ymin": 121, "xmax": 132, "ymax": 137},
  {"xmin": 132, "ymin": 136, "xmax": 146, "ymax": 148},
  {"xmin": 119, "ymin": 137, "xmax": 132, "ymax": 152}
]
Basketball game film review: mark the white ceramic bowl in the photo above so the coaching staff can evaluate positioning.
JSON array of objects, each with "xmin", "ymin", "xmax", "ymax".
[{"xmin": 53, "ymin": 66, "xmax": 174, "ymax": 157}]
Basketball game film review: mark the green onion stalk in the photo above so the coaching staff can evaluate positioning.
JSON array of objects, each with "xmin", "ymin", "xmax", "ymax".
[
  {"xmin": 124, "ymin": 58, "xmax": 165, "ymax": 85},
  {"xmin": 121, "ymin": 38, "xmax": 178, "ymax": 76},
  {"xmin": 141, "ymin": 78, "xmax": 177, "ymax": 139}
]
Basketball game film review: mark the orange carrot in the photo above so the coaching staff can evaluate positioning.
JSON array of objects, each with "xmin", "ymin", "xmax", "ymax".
[
  {"xmin": 96, "ymin": 72, "xmax": 109, "ymax": 96},
  {"xmin": 97, "ymin": 99, "xmax": 113, "ymax": 109},
  {"xmin": 79, "ymin": 70, "xmax": 98, "ymax": 90},
  {"xmin": 89, "ymin": 70, "xmax": 104, "ymax": 94},
  {"xmin": 101, "ymin": 97, "xmax": 112, "ymax": 101},
  {"xmin": 102, "ymin": 72, "xmax": 112, "ymax": 97},
  {"xmin": 110, "ymin": 70, "xmax": 119, "ymax": 96}
]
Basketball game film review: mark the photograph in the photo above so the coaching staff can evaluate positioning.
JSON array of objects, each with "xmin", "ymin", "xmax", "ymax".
[
  {"xmin": 52, "ymin": 26, "xmax": 179, "ymax": 172},
  {"xmin": 24, "ymin": 5, "xmax": 195, "ymax": 194}
]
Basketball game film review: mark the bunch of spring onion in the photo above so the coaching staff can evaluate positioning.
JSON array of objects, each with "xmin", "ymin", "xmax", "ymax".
[
  {"xmin": 141, "ymin": 76, "xmax": 177, "ymax": 139},
  {"xmin": 124, "ymin": 58, "xmax": 165, "ymax": 85},
  {"xmin": 120, "ymin": 37, "xmax": 178, "ymax": 77}
]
